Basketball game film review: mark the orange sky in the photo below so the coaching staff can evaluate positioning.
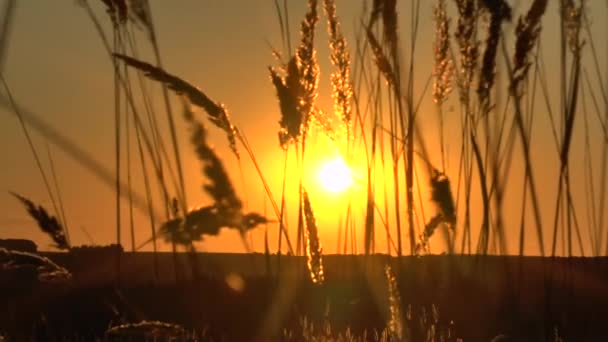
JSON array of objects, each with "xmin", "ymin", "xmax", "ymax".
[{"xmin": 0, "ymin": 1, "xmax": 606, "ymax": 256}]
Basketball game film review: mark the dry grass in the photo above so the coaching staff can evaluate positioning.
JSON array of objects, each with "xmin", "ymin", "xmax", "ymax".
[
  {"xmin": 477, "ymin": 0, "xmax": 511, "ymax": 114},
  {"xmin": 432, "ymin": 0, "xmax": 453, "ymax": 106},
  {"xmin": 153, "ymin": 106, "xmax": 270, "ymax": 247},
  {"xmin": 510, "ymin": 0, "xmax": 548, "ymax": 95},
  {"xmin": 323, "ymin": 0, "xmax": 353, "ymax": 129},
  {"xmin": 113, "ymin": 53, "xmax": 240, "ymax": 159},
  {"xmin": 0, "ymin": 247, "xmax": 71, "ymax": 284},
  {"xmin": 302, "ymin": 189, "xmax": 324, "ymax": 284},
  {"xmin": 384, "ymin": 264, "xmax": 404, "ymax": 341},
  {"xmin": 270, "ymin": 0, "xmax": 320, "ymax": 149},
  {"xmin": 105, "ymin": 320, "xmax": 185, "ymax": 340},
  {"xmin": 10, "ymin": 192, "xmax": 69, "ymax": 250}
]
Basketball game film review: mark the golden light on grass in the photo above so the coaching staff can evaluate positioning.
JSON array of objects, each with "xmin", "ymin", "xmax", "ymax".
[{"xmin": 317, "ymin": 155, "xmax": 353, "ymax": 194}]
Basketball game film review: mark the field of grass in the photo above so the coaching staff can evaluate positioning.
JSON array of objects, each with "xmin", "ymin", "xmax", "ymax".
[{"xmin": 1, "ymin": 0, "xmax": 607, "ymax": 340}]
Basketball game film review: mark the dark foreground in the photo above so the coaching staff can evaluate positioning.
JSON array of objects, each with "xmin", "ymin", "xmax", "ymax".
[{"xmin": 2, "ymin": 250, "xmax": 608, "ymax": 341}]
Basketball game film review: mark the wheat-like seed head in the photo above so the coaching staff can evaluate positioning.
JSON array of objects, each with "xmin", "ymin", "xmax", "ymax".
[
  {"xmin": 366, "ymin": 28, "xmax": 398, "ymax": 90},
  {"xmin": 454, "ymin": 0, "xmax": 480, "ymax": 105},
  {"xmin": 297, "ymin": 0, "xmax": 320, "ymax": 132},
  {"xmin": 270, "ymin": 60, "xmax": 304, "ymax": 148},
  {"xmin": 10, "ymin": 192, "xmax": 69, "ymax": 250},
  {"xmin": 384, "ymin": 264, "xmax": 403, "ymax": 341},
  {"xmin": 302, "ymin": 190, "xmax": 324, "ymax": 284},
  {"xmin": 414, "ymin": 170, "xmax": 456, "ymax": 255},
  {"xmin": 381, "ymin": 0, "xmax": 398, "ymax": 62},
  {"xmin": 270, "ymin": 0, "xmax": 321, "ymax": 149},
  {"xmin": 183, "ymin": 107, "xmax": 241, "ymax": 213},
  {"xmin": 430, "ymin": 170, "xmax": 456, "ymax": 227},
  {"xmin": 562, "ymin": 0, "xmax": 584, "ymax": 56},
  {"xmin": 100, "ymin": 0, "xmax": 128, "ymax": 26},
  {"xmin": 511, "ymin": 0, "xmax": 548, "ymax": 96},
  {"xmin": 323, "ymin": 0, "xmax": 353, "ymax": 130},
  {"xmin": 114, "ymin": 54, "xmax": 240, "ymax": 158},
  {"xmin": 433, "ymin": 0, "xmax": 454, "ymax": 105},
  {"xmin": 416, "ymin": 213, "xmax": 444, "ymax": 255},
  {"xmin": 155, "ymin": 107, "xmax": 270, "ymax": 246},
  {"xmin": 477, "ymin": 0, "xmax": 512, "ymax": 114}
]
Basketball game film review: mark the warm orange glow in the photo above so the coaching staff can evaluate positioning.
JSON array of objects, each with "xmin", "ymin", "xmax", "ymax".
[{"xmin": 317, "ymin": 156, "xmax": 354, "ymax": 194}]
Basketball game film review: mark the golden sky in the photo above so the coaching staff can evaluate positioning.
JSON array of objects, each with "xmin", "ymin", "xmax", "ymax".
[{"xmin": 0, "ymin": 1, "xmax": 606, "ymax": 256}]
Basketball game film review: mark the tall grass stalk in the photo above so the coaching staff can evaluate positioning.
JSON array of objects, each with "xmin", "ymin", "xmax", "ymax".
[
  {"xmin": 45, "ymin": 145, "xmax": 70, "ymax": 247},
  {"xmin": 1, "ymin": 76, "xmax": 67, "ymax": 247},
  {"xmin": 0, "ymin": 0, "xmax": 16, "ymax": 72}
]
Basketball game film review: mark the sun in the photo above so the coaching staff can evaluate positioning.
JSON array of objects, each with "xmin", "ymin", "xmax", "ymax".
[{"xmin": 317, "ymin": 156, "xmax": 354, "ymax": 194}]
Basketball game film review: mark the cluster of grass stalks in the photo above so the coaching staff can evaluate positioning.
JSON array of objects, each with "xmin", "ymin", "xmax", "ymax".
[
  {"xmin": 0, "ymin": 1, "xmax": 606, "ymax": 340},
  {"xmin": 105, "ymin": 320, "xmax": 186, "ymax": 340},
  {"xmin": 2, "ymin": 0, "xmax": 604, "ymax": 261},
  {"xmin": 0, "ymin": 247, "xmax": 71, "ymax": 285}
]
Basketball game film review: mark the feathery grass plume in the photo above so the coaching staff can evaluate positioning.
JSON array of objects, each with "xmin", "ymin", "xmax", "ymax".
[
  {"xmin": 296, "ymin": 0, "xmax": 320, "ymax": 125},
  {"xmin": 270, "ymin": 0, "xmax": 320, "ymax": 149},
  {"xmin": 154, "ymin": 106, "xmax": 271, "ymax": 246},
  {"xmin": 270, "ymin": 59, "xmax": 303, "ymax": 148},
  {"xmin": 511, "ymin": 0, "xmax": 548, "ymax": 95},
  {"xmin": 366, "ymin": 28, "xmax": 398, "ymax": 89},
  {"xmin": 183, "ymin": 105, "xmax": 241, "ymax": 214},
  {"xmin": 323, "ymin": 0, "xmax": 353, "ymax": 129},
  {"xmin": 477, "ymin": 0, "xmax": 512, "ymax": 113},
  {"xmin": 384, "ymin": 264, "xmax": 403, "ymax": 341},
  {"xmin": 189, "ymin": 118, "xmax": 241, "ymax": 211},
  {"xmin": 416, "ymin": 214, "xmax": 444, "ymax": 255},
  {"xmin": 433, "ymin": 0, "xmax": 454, "ymax": 105},
  {"xmin": 99, "ymin": 0, "xmax": 128, "ymax": 25},
  {"xmin": 10, "ymin": 192, "xmax": 69, "ymax": 250},
  {"xmin": 562, "ymin": 0, "xmax": 583, "ymax": 55},
  {"xmin": 113, "ymin": 54, "xmax": 240, "ymax": 158},
  {"xmin": 415, "ymin": 169, "xmax": 456, "ymax": 255},
  {"xmin": 0, "ymin": 248, "xmax": 71, "ymax": 284},
  {"xmin": 302, "ymin": 190, "xmax": 324, "ymax": 284},
  {"xmin": 159, "ymin": 205, "xmax": 272, "ymax": 245},
  {"xmin": 454, "ymin": 0, "xmax": 479, "ymax": 105},
  {"xmin": 105, "ymin": 320, "xmax": 185, "ymax": 340},
  {"xmin": 381, "ymin": 0, "xmax": 398, "ymax": 61},
  {"xmin": 431, "ymin": 169, "xmax": 456, "ymax": 227}
]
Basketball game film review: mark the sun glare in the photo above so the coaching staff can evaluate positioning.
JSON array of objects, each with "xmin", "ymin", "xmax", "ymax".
[{"xmin": 317, "ymin": 156, "xmax": 354, "ymax": 194}]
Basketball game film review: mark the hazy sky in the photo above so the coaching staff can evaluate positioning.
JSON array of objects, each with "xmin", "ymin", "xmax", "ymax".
[{"xmin": 0, "ymin": 1, "xmax": 606, "ymax": 255}]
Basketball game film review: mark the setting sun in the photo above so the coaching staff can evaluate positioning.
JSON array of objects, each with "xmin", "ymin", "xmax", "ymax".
[{"xmin": 317, "ymin": 156, "xmax": 354, "ymax": 194}]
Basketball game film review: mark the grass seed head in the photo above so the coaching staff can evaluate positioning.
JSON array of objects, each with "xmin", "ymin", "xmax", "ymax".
[
  {"xmin": 10, "ymin": 192, "xmax": 69, "ymax": 250},
  {"xmin": 385, "ymin": 264, "xmax": 403, "ymax": 340},
  {"xmin": 511, "ymin": 0, "xmax": 548, "ymax": 95},
  {"xmin": 431, "ymin": 170, "xmax": 456, "ymax": 227},
  {"xmin": 114, "ymin": 54, "xmax": 240, "ymax": 158},
  {"xmin": 323, "ymin": 0, "xmax": 353, "ymax": 130},
  {"xmin": 433, "ymin": 0, "xmax": 454, "ymax": 105},
  {"xmin": 477, "ymin": 0, "xmax": 512, "ymax": 114},
  {"xmin": 271, "ymin": 0, "xmax": 321, "ymax": 149},
  {"xmin": 99, "ymin": 0, "xmax": 128, "ymax": 25},
  {"xmin": 302, "ymin": 190, "xmax": 324, "ymax": 284},
  {"xmin": 454, "ymin": 0, "xmax": 480, "ymax": 104}
]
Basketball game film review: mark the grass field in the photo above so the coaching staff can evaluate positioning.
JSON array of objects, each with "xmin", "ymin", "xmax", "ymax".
[{"xmin": 1, "ymin": 0, "xmax": 607, "ymax": 340}]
